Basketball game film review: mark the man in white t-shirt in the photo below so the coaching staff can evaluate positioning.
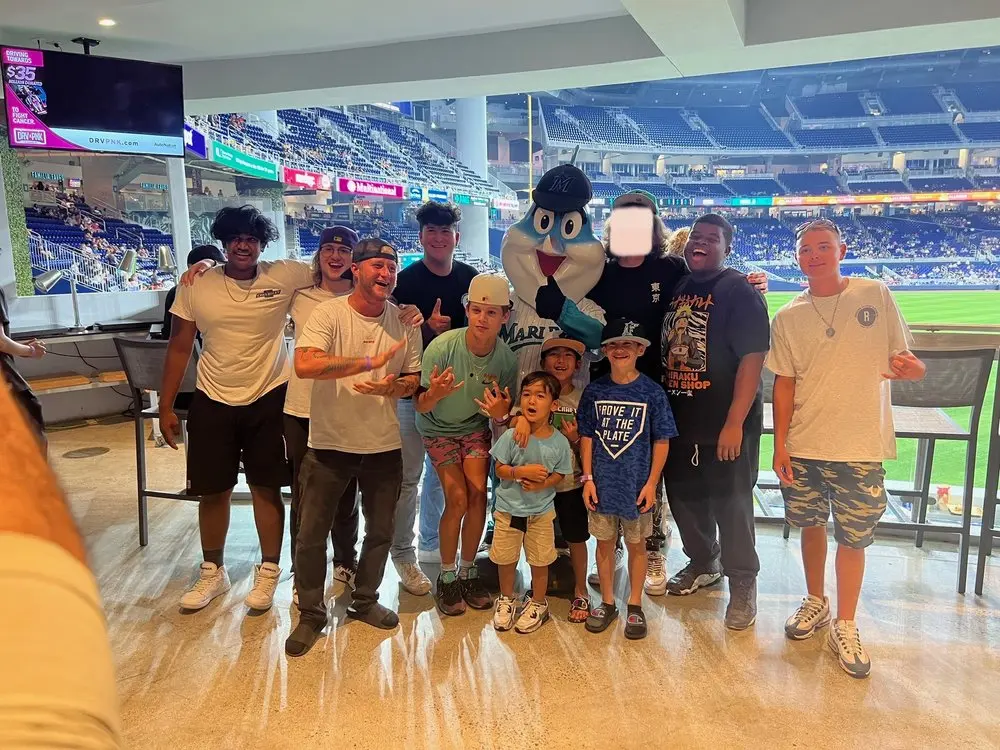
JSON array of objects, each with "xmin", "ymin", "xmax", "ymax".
[
  {"xmin": 286, "ymin": 239, "xmax": 422, "ymax": 655},
  {"xmin": 768, "ymin": 218, "xmax": 925, "ymax": 679},
  {"xmin": 160, "ymin": 205, "xmax": 314, "ymax": 613}
]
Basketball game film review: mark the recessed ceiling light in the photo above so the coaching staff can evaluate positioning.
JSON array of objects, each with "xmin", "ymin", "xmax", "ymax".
[{"xmin": 98, "ymin": 18, "xmax": 116, "ymax": 27}]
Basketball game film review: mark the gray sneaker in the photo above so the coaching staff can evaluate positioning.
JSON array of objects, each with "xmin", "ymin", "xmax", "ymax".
[
  {"xmin": 725, "ymin": 577, "xmax": 757, "ymax": 631},
  {"xmin": 666, "ymin": 559, "xmax": 723, "ymax": 596},
  {"xmin": 785, "ymin": 595, "xmax": 831, "ymax": 640},
  {"xmin": 828, "ymin": 619, "xmax": 872, "ymax": 678}
]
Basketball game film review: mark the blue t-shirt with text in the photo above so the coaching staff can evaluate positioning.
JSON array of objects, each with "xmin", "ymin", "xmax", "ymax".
[
  {"xmin": 490, "ymin": 429, "xmax": 573, "ymax": 516},
  {"xmin": 578, "ymin": 373, "xmax": 678, "ymax": 520}
]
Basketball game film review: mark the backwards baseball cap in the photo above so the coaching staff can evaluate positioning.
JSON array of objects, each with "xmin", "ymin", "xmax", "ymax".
[
  {"xmin": 532, "ymin": 164, "xmax": 592, "ymax": 213},
  {"xmin": 612, "ymin": 189, "xmax": 657, "ymax": 212},
  {"xmin": 601, "ymin": 319, "xmax": 651, "ymax": 348},
  {"xmin": 541, "ymin": 336, "xmax": 586, "ymax": 357},
  {"xmin": 319, "ymin": 225, "xmax": 359, "ymax": 249},
  {"xmin": 463, "ymin": 273, "xmax": 511, "ymax": 307},
  {"xmin": 352, "ymin": 238, "xmax": 398, "ymax": 264}
]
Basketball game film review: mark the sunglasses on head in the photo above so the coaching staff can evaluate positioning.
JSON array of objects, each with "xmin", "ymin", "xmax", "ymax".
[{"xmin": 795, "ymin": 218, "xmax": 842, "ymax": 239}]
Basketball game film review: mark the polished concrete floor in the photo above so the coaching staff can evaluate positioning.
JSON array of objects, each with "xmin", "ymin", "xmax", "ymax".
[{"xmin": 49, "ymin": 418, "xmax": 1000, "ymax": 750}]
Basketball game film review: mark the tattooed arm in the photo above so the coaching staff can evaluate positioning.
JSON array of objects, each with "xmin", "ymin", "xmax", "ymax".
[{"xmin": 294, "ymin": 347, "xmax": 373, "ymax": 380}]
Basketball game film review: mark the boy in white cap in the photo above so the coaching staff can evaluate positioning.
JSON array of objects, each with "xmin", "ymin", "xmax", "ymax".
[{"xmin": 415, "ymin": 274, "xmax": 519, "ymax": 616}]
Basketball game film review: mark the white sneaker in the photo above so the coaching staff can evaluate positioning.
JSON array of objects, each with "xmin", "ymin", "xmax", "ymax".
[
  {"xmin": 587, "ymin": 546, "xmax": 626, "ymax": 587},
  {"xmin": 417, "ymin": 548, "xmax": 441, "ymax": 564},
  {"xmin": 828, "ymin": 619, "xmax": 872, "ymax": 678},
  {"xmin": 332, "ymin": 564, "xmax": 357, "ymax": 591},
  {"xmin": 493, "ymin": 594, "xmax": 517, "ymax": 631},
  {"xmin": 180, "ymin": 562, "xmax": 231, "ymax": 610},
  {"xmin": 644, "ymin": 550, "xmax": 667, "ymax": 596},
  {"xmin": 514, "ymin": 598, "xmax": 550, "ymax": 634},
  {"xmin": 395, "ymin": 560, "xmax": 432, "ymax": 595},
  {"xmin": 784, "ymin": 595, "xmax": 831, "ymax": 640},
  {"xmin": 245, "ymin": 562, "xmax": 281, "ymax": 610}
]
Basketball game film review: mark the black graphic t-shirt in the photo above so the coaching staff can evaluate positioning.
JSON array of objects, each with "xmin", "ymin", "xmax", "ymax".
[
  {"xmin": 393, "ymin": 259, "xmax": 478, "ymax": 348},
  {"xmin": 660, "ymin": 268, "xmax": 769, "ymax": 445},
  {"xmin": 590, "ymin": 254, "xmax": 687, "ymax": 383}
]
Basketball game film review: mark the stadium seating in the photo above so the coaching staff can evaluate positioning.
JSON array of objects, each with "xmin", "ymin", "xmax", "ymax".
[
  {"xmin": 794, "ymin": 93, "xmax": 866, "ymax": 118},
  {"xmin": 847, "ymin": 180, "xmax": 909, "ymax": 194},
  {"xmin": 877, "ymin": 87, "xmax": 943, "ymax": 115},
  {"xmin": 908, "ymin": 177, "xmax": 974, "ymax": 192},
  {"xmin": 694, "ymin": 107, "xmax": 792, "ymax": 149},
  {"xmin": 569, "ymin": 106, "xmax": 647, "ymax": 147},
  {"xmin": 791, "ymin": 127, "xmax": 878, "ymax": 148},
  {"xmin": 778, "ymin": 172, "xmax": 845, "ymax": 195},
  {"xmin": 721, "ymin": 177, "xmax": 786, "ymax": 196},
  {"xmin": 954, "ymin": 83, "xmax": 1000, "ymax": 112},
  {"xmin": 975, "ymin": 175, "xmax": 1000, "ymax": 190},
  {"xmin": 626, "ymin": 108, "xmax": 713, "ymax": 148},
  {"xmin": 621, "ymin": 182, "xmax": 683, "ymax": 201},
  {"xmin": 958, "ymin": 122, "xmax": 1000, "ymax": 142},
  {"xmin": 591, "ymin": 181, "xmax": 624, "ymax": 202},
  {"xmin": 878, "ymin": 124, "xmax": 960, "ymax": 145},
  {"xmin": 672, "ymin": 181, "xmax": 734, "ymax": 198}
]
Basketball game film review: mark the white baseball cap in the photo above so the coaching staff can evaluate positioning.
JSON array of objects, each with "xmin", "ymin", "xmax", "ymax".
[{"xmin": 464, "ymin": 273, "xmax": 511, "ymax": 307}]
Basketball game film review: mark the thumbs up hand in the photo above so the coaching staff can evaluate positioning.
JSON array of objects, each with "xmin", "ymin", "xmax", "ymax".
[{"xmin": 427, "ymin": 297, "xmax": 451, "ymax": 335}]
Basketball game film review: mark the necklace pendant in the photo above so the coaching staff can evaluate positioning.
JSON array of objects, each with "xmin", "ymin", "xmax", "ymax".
[{"xmin": 825, "ymin": 327, "xmax": 836, "ymax": 338}]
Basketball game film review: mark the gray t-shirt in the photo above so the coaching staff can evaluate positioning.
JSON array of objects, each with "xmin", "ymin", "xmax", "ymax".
[
  {"xmin": 766, "ymin": 277, "xmax": 913, "ymax": 462},
  {"xmin": 297, "ymin": 296, "xmax": 422, "ymax": 453}
]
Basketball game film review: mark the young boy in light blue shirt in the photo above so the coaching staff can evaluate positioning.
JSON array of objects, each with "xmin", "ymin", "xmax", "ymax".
[{"xmin": 489, "ymin": 371, "xmax": 573, "ymax": 634}]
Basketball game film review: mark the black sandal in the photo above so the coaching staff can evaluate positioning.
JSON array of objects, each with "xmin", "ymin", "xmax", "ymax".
[
  {"xmin": 585, "ymin": 602, "xmax": 618, "ymax": 633},
  {"xmin": 624, "ymin": 606, "xmax": 647, "ymax": 640}
]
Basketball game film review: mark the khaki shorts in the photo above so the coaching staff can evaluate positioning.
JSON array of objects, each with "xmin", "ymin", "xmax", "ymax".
[
  {"xmin": 489, "ymin": 509, "xmax": 557, "ymax": 567},
  {"xmin": 588, "ymin": 511, "xmax": 653, "ymax": 545}
]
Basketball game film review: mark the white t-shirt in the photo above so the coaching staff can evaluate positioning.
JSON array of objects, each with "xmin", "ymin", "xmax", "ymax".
[
  {"xmin": 284, "ymin": 286, "xmax": 349, "ymax": 418},
  {"xmin": 296, "ymin": 296, "xmax": 423, "ymax": 453},
  {"xmin": 766, "ymin": 277, "xmax": 913, "ymax": 462},
  {"xmin": 171, "ymin": 260, "xmax": 313, "ymax": 406}
]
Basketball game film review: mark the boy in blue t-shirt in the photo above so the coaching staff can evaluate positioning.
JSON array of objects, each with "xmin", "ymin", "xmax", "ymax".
[
  {"xmin": 489, "ymin": 372, "xmax": 574, "ymax": 634},
  {"xmin": 578, "ymin": 320, "xmax": 677, "ymax": 640}
]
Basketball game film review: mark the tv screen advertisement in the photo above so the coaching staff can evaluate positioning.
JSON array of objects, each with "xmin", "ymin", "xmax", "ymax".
[{"xmin": 2, "ymin": 46, "xmax": 184, "ymax": 156}]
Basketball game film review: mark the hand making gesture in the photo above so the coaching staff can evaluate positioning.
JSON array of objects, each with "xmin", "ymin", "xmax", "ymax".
[
  {"xmin": 426, "ymin": 365, "xmax": 464, "ymax": 401},
  {"xmin": 474, "ymin": 381, "xmax": 512, "ymax": 421},
  {"xmin": 353, "ymin": 373, "xmax": 398, "ymax": 397},
  {"xmin": 882, "ymin": 351, "xmax": 926, "ymax": 381},
  {"xmin": 559, "ymin": 416, "xmax": 579, "ymax": 444},
  {"xmin": 426, "ymin": 298, "xmax": 451, "ymax": 335},
  {"xmin": 369, "ymin": 338, "xmax": 407, "ymax": 370}
]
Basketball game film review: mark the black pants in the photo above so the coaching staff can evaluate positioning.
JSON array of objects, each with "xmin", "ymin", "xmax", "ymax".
[
  {"xmin": 284, "ymin": 415, "xmax": 359, "ymax": 568},
  {"xmin": 295, "ymin": 448, "xmax": 403, "ymax": 623},
  {"xmin": 664, "ymin": 431, "xmax": 761, "ymax": 580}
]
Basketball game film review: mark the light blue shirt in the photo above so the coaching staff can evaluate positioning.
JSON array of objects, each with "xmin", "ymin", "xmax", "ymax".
[{"xmin": 490, "ymin": 429, "xmax": 574, "ymax": 516}]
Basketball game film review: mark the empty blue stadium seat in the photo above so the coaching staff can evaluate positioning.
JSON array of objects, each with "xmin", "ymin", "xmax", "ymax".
[
  {"xmin": 877, "ymin": 87, "xmax": 943, "ymax": 115},
  {"xmin": 878, "ymin": 124, "xmax": 959, "ymax": 145},
  {"xmin": 958, "ymin": 122, "xmax": 1000, "ymax": 142},
  {"xmin": 792, "ymin": 127, "xmax": 878, "ymax": 148},
  {"xmin": 954, "ymin": 83, "xmax": 1000, "ymax": 112},
  {"xmin": 778, "ymin": 172, "xmax": 845, "ymax": 195},
  {"xmin": 794, "ymin": 93, "xmax": 865, "ymax": 118}
]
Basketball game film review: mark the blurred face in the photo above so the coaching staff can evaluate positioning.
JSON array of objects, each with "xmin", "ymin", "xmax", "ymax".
[
  {"xmin": 542, "ymin": 347, "xmax": 581, "ymax": 386},
  {"xmin": 224, "ymin": 234, "xmax": 262, "ymax": 272},
  {"xmin": 602, "ymin": 339, "xmax": 645, "ymax": 369},
  {"xmin": 684, "ymin": 221, "xmax": 728, "ymax": 273},
  {"xmin": 796, "ymin": 227, "xmax": 847, "ymax": 281},
  {"xmin": 318, "ymin": 242, "xmax": 353, "ymax": 283},
  {"xmin": 420, "ymin": 223, "xmax": 460, "ymax": 265},
  {"xmin": 465, "ymin": 301, "xmax": 509, "ymax": 341},
  {"xmin": 352, "ymin": 257, "xmax": 398, "ymax": 301},
  {"xmin": 520, "ymin": 380, "xmax": 557, "ymax": 425}
]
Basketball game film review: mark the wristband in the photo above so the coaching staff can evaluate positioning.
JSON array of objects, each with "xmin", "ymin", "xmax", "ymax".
[
  {"xmin": 364, "ymin": 355, "xmax": 373, "ymax": 372},
  {"xmin": 579, "ymin": 474, "xmax": 594, "ymax": 483}
]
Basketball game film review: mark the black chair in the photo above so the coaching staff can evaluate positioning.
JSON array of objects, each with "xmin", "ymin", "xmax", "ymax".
[
  {"xmin": 114, "ymin": 337, "xmax": 199, "ymax": 547},
  {"xmin": 974, "ymin": 368, "xmax": 1000, "ymax": 595}
]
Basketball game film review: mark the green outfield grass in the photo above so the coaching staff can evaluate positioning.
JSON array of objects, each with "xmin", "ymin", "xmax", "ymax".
[{"xmin": 761, "ymin": 290, "xmax": 999, "ymax": 489}]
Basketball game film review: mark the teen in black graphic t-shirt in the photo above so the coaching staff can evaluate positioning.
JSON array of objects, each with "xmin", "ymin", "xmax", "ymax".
[{"xmin": 658, "ymin": 213, "xmax": 769, "ymax": 634}]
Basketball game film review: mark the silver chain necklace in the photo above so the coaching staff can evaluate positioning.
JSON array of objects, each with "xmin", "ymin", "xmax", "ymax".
[{"xmin": 808, "ymin": 288, "xmax": 844, "ymax": 338}]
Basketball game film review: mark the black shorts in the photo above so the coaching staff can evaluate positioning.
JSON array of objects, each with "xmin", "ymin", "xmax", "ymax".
[
  {"xmin": 554, "ymin": 487, "xmax": 590, "ymax": 544},
  {"xmin": 185, "ymin": 384, "xmax": 290, "ymax": 496}
]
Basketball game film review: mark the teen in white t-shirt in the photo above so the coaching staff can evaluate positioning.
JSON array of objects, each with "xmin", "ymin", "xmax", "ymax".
[{"xmin": 768, "ymin": 219, "xmax": 925, "ymax": 679}]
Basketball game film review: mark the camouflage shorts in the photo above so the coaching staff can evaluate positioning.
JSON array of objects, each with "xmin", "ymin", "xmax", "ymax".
[{"xmin": 781, "ymin": 459, "xmax": 887, "ymax": 549}]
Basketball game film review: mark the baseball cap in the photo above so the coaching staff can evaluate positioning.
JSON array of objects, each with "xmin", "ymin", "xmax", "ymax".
[
  {"xmin": 612, "ymin": 189, "xmax": 657, "ymax": 212},
  {"xmin": 463, "ymin": 273, "xmax": 511, "ymax": 307},
  {"xmin": 352, "ymin": 238, "xmax": 398, "ymax": 264},
  {"xmin": 601, "ymin": 319, "xmax": 650, "ymax": 348},
  {"xmin": 541, "ymin": 336, "xmax": 586, "ymax": 357},
  {"xmin": 532, "ymin": 164, "xmax": 592, "ymax": 213},
  {"xmin": 319, "ymin": 225, "xmax": 359, "ymax": 249}
]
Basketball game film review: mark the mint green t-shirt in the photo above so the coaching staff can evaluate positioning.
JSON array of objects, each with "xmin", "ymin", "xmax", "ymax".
[{"xmin": 416, "ymin": 327, "xmax": 519, "ymax": 438}]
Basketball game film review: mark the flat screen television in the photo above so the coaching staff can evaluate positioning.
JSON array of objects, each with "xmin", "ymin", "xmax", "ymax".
[{"xmin": 2, "ymin": 46, "xmax": 184, "ymax": 156}]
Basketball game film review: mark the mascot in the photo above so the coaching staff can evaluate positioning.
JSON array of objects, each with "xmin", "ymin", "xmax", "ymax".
[{"xmin": 499, "ymin": 164, "xmax": 606, "ymax": 381}]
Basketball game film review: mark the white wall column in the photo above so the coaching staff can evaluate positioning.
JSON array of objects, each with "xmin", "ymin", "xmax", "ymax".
[
  {"xmin": 166, "ymin": 158, "xmax": 192, "ymax": 273},
  {"xmin": 253, "ymin": 110, "xmax": 280, "ymax": 133},
  {"xmin": 455, "ymin": 96, "xmax": 489, "ymax": 263}
]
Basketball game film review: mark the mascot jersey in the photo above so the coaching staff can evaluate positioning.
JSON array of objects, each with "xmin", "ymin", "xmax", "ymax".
[{"xmin": 499, "ymin": 164, "xmax": 606, "ymax": 384}]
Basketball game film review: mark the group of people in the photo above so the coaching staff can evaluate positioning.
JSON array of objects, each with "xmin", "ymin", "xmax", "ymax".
[{"xmin": 157, "ymin": 182, "xmax": 925, "ymax": 678}]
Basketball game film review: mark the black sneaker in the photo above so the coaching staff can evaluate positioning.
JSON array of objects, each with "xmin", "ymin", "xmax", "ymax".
[
  {"xmin": 666, "ymin": 560, "xmax": 723, "ymax": 596},
  {"xmin": 436, "ymin": 574, "xmax": 466, "ymax": 616},
  {"xmin": 460, "ymin": 569, "xmax": 494, "ymax": 610}
]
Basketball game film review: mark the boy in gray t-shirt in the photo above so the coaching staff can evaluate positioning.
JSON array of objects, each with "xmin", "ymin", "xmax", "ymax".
[{"xmin": 767, "ymin": 219, "xmax": 925, "ymax": 679}]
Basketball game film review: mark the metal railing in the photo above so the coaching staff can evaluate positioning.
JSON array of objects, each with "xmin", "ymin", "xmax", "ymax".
[{"xmin": 28, "ymin": 232, "xmax": 129, "ymax": 293}]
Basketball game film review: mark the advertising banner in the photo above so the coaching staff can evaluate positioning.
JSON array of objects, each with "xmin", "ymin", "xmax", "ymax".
[
  {"xmin": 2, "ymin": 46, "xmax": 184, "ymax": 156},
  {"xmin": 452, "ymin": 193, "xmax": 471, "ymax": 205},
  {"xmin": 184, "ymin": 124, "xmax": 208, "ymax": 159},
  {"xmin": 471, "ymin": 195, "xmax": 490, "ymax": 207},
  {"xmin": 427, "ymin": 188, "xmax": 449, "ymax": 203},
  {"xmin": 283, "ymin": 166, "xmax": 332, "ymax": 191},
  {"xmin": 492, "ymin": 197, "xmax": 520, "ymax": 210},
  {"xmin": 209, "ymin": 141, "xmax": 280, "ymax": 181},
  {"xmin": 337, "ymin": 177, "xmax": 404, "ymax": 199},
  {"xmin": 406, "ymin": 185, "xmax": 423, "ymax": 201}
]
